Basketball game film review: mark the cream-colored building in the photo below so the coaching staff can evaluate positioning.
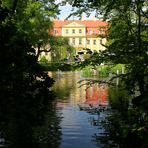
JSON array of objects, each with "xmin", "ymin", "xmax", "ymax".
[{"xmin": 51, "ymin": 19, "xmax": 108, "ymax": 53}]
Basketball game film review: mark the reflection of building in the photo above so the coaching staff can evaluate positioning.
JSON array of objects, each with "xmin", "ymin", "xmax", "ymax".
[
  {"xmin": 85, "ymin": 84, "xmax": 108, "ymax": 105},
  {"xmin": 50, "ymin": 19, "xmax": 108, "ymax": 53},
  {"xmin": 51, "ymin": 71, "xmax": 108, "ymax": 107}
]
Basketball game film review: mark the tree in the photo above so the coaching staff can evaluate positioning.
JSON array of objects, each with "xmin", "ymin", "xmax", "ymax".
[
  {"xmin": 61, "ymin": 0, "xmax": 148, "ymax": 102},
  {"xmin": 49, "ymin": 36, "xmax": 76, "ymax": 62},
  {"xmin": 0, "ymin": 0, "xmax": 60, "ymax": 147},
  {"xmin": 61, "ymin": 0, "xmax": 148, "ymax": 147}
]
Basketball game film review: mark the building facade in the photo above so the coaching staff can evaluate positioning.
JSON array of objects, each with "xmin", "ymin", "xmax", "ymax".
[{"xmin": 50, "ymin": 19, "xmax": 108, "ymax": 53}]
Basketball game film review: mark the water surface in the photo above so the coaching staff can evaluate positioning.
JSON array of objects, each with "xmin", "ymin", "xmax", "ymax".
[{"xmin": 50, "ymin": 71, "xmax": 109, "ymax": 148}]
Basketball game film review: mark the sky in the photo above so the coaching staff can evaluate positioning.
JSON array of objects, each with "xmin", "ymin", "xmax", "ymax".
[
  {"xmin": 58, "ymin": 4, "xmax": 73, "ymax": 19},
  {"xmin": 56, "ymin": 0, "xmax": 96, "ymax": 20}
]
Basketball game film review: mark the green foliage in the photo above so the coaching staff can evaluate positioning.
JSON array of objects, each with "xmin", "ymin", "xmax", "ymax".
[
  {"xmin": 100, "ymin": 87, "xmax": 148, "ymax": 147},
  {"xmin": 109, "ymin": 87, "xmax": 130, "ymax": 113},
  {"xmin": 0, "ymin": 0, "xmax": 60, "ymax": 147},
  {"xmin": 81, "ymin": 64, "xmax": 125, "ymax": 78},
  {"xmin": 81, "ymin": 66, "xmax": 93, "ymax": 77},
  {"xmin": 61, "ymin": 0, "xmax": 148, "ymax": 147},
  {"xmin": 38, "ymin": 36, "xmax": 76, "ymax": 71},
  {"xmin": 112, "ymin": 64, "xmax": 123, "ymax": 72},
  {"xmin": 50, "ymin": 36, "xmax": 76, "ymax": 62},
  {"xmin": 97, "ymin": 65, "xmax": 109, "ymax": 77},
  {"xmin": 39, "ymin": 62, "xmax": 74, "ymax": 71},
  {"xmin": 39, "ymin": 56, "xmax": 49, "ymax": 64},
  {"xmin": 63, "ymin": 0, "xmax": 148, "ymax": 94}
]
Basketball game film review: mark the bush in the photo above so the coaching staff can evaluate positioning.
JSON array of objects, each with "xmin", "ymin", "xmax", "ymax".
[
  {"xmin": 111, "ymin": 64, "xmax": 125, "ymax": 74},
  {"xmin": 97, "ymin": 66, "xmax": 110, "ymax": 77},
  {"xmin": 82, "ymin": 66, "xmax": 93, "ymax": 77}
]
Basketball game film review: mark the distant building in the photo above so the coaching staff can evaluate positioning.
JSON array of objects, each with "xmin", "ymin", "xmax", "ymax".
[{"xmin": 50, "ymin": 19, "xmax": 108, "ymax": 53}]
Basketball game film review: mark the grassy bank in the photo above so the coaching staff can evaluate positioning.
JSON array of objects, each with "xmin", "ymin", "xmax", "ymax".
[{"xmin": 81, "ymin": 64, "xmax": 125, "ymax": 78}]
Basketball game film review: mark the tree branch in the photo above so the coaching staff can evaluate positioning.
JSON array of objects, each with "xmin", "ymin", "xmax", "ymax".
[
  {"xmin": 141, "ymin": 9, "xmax": 148, "ymax": 19},
  {"xmin": 36, "ymin": 46, "xmax": 51, "ymax": 60},
  {"xmin": 100, "ymin": 39, "xmax": 108, "ymax": 48}
]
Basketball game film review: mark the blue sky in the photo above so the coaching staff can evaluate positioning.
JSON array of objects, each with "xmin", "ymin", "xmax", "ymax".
[
  {"xmin": 58, "ymin": 4, "xmax": 73, "ymax": 19},
  {"xmin": 55, "ymin": 0, "xmax": 73, "ymax": 19},
  {"xmin": 56, "ymin": 0, "xmax": 96, "ymax": 20}
]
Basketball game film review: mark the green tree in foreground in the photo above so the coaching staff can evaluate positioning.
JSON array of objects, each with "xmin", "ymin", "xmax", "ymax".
[{"xmin": 0, "ymin": 0, "xmax": 61, "ymax": 147}]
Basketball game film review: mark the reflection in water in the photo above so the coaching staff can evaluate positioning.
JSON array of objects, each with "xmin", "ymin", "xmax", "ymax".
[
  {"xmin": 84, "ymin": 84, "xmax": 108, "ymax": 105},
  {"xmin": 0, "ymin": 71, "xmax": 111, "ymax": 148},
  {"xmin": 0, "ymin": 102, "xmax": 62, "ymax": 148},
  {"xmin": 51, "ymin": 71, "xmax": 110, "ymax": 148}
]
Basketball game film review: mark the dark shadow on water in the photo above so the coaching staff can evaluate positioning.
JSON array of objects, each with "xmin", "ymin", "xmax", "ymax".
[
  {"xmin": 0, "ymin": 96, "xmax": 62, "ymax": 148},
  {"xmin": 0, "ymin": 77, "xmax": 62, "ymax": 148}
]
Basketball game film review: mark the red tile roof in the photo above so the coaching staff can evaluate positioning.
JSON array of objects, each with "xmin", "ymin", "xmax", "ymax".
[
  {"xmin": 53, "ymin": 20, "xmax": 108, "ymax": 28},
  {"xmin": 83, "ymin": 20, "xmax": 108, "ymax": 27}
]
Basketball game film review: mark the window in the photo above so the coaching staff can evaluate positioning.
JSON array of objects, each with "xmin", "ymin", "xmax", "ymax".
[
  {"xmin": 87, "ymin": 39, "xmax": 90, "ymax": 45},
  {"xmin": 72, "ymin": 38, "xmax": 75, "ymax": 45},
  {"xmin": 79, "ymin": 38, "xmax": 82, "ymax": 45},
  {"xmin": 54, "ymin": 29, "xmax": 58, "ymax": 35},
  {"xmin": 93, "ymin": 40, "xmax": 96, "ymax": 45},
  {"xmin": 79, "ymin": 29, "xmax": 82, "ymax": 34},
  {"xmin": 66, "ymin": 29, "xmax": 69, "ymax": 34},
  {"xmin": 72, "ymin": 29, "xmax": 75, "ymax": 34}
]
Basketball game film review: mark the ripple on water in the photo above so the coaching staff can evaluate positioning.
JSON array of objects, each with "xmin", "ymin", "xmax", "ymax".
[{"xmin": 59, "ymin": 106, "xmax": 101, "ymax": 148}]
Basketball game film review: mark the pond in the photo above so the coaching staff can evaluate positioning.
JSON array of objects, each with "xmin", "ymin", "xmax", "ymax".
[
  {"xmin": 49, "ymin": 71, "xmax": 111, "ymax": 148},
  {"xmin": 0, "ymin": 71, "xmax": 113, "ymax": 148}
]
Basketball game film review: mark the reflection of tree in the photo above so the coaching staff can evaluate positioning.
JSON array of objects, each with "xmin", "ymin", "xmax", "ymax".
[
  {"xmin": 0, "ymin": 101, "xmax": 62, "ymax": 148},
  {"xmin": 92, "ymin": 87, "xmax": 135, "ymax": 148},
  {"xmin": 52, "ymin": 72, "xmax": 77, "ymax": 100},
  {"xmin": 33, "ymin": 102, "xmax": 62, "ymax": 148}
]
